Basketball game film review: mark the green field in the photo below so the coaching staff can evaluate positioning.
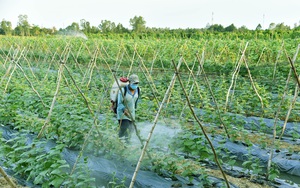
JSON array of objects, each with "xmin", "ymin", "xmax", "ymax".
[{"xmin": 0, "ymin": 35, "xmax": 300, "ymax": 187}]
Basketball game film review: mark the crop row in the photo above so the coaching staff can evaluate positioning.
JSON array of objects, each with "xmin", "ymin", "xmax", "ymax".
[{"xmin": 0, "ymin": 36, "xmax": 299, "ymax": 187}]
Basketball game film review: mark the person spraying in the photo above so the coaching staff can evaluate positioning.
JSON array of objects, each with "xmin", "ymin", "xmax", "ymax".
[{"xmin": 116, "ymin": 74, "xmax": 140, "ymax": 143}]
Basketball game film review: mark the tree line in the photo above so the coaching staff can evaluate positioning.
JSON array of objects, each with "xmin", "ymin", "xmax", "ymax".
[{"xmin": 1, "ymin": 14, "xmax": 300, "ymax": 39}]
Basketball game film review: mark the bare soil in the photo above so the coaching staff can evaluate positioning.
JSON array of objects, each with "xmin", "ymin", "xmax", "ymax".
[{"xmin": 206, "ymin": 168, "xmax": 272, "ymax": 188}]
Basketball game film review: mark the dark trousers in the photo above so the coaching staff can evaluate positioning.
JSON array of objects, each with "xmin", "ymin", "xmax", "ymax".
[{"xmin": 118, "ymin": 119, "xmax": 133, "ymax": 143}]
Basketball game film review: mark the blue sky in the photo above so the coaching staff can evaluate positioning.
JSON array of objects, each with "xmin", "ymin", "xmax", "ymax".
[{"xmin": 0, "ymin": 0, "xmax": 299, "ymax": 30}]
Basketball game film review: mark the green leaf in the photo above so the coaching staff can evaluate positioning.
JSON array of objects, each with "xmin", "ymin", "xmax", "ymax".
[
  {"xmin": 268, "ymin": 173, "xmax": 277, "ymax": 180},
  {"xmin": 50, "ymin": 169, "xmax": 62, "ymax": 175},
  {"xmin": 184, "ymin": 140, "xmax": 194, "ymax": 146},
  {"xmin": 49, "ymin": 177, "xmax": 64, "ymax": 188},
  {"xmin": 34, "ymin": 175, "xmax": 44, "ymax": 184},
  {"xmin": 242, "ymin": 161, "xmax": 252, "ymax": 168},
  {"xmin": 58, "ymin": 164, "xmax": 70, "ymax": 169}
]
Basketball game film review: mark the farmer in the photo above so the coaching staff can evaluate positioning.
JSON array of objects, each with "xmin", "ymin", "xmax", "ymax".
[{"xmin": 116, "ymin": 74, "xmax": 140, "ymax": 143}]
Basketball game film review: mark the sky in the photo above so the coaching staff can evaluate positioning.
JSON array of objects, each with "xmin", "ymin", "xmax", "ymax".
[{"xmin": 0, "ymin": 0, "xmax": 299, "ymax": 30}]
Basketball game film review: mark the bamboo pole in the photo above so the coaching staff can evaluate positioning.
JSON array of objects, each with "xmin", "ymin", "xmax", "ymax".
[
  {"xmin": 128, "ymin": 44, "xmax": 137, "ymax": 75},
  {"xmin": 225, "ymin": 42, "xmax": 248, "ymax": 111},
  {"xmin": 61, "ymin": 71, "xmax": 77, "ymax": 99},
  {"xmin": 136, "ymin": 61, "xmax": 174, "ymax": 132},
  {"xmin": 0, "ymin": 166, "xmax": 17, "ymax": 188},
  {"xmin": 115, "ymin": 45, "xmax": 125, "ymax": 72},
  {"xmin": 63, "ymin": 64, "xmax": 96, "ymax": 119},
  {"xmin": 38, "ymin": 42, "xmax": 51, "ymax": 69},
  {"xmin": 149, "ymin": 49, "xmax": 160, "ymax": 74},
  {"xmin": 288, "ymin": 55, "xmax": 300, "ymax": 88},
  {"xmin": 266, "ymin": 46, "xmax": 299, "ymax": 179},
  {"xmin": 208, "ymin": 39, "xmax": 216, "ymax": 61},
  {"xmin": 3, "ymin": 47, "xmax": 25, "ymax": 93},
  {"xmin": 102, "ymin": 44, "xmax": 127, "ymax": 75},
  {"xmin": 137, "ymin": 61, "xmax": 161, "ymax": 108},
  {"xmin": 165, "ymin": 56, "xmax": 183, "ymax": 105},
  {"xmin": 70, "ymin": 50, "xmax": 84, "ymax": 75},
  {"xmin": 0, "ymin": 47, "xmax": 7, "ymax": 68},
  {"xmin": 181, "ymin": 56, "xmax": 203, "ymax": 100},
  {"xmin": 179, "ymin": 55, "xmax": 204, "ymax": 118},
  {"xmin": 179, "ymin": 58, "xmax": 201, "ymax": 118},
  {"xmin": 170, "ymin": 59, "xmax": 230, "ymax": 188},
  {"xmin": 134, "ymin": 46, "xmax": 158, "ymax": 94},
  {"xmin": 278, "ymin": 49, "xmax": 300, "ymax": 139},
  {"xmin": 242, "ymin": 56, "xmax": 264, "ymax": 111},
  {"xmin": 84, "ymin": 45, "xmax": 110, "ymax": 91},
  {"xmin": 37, "ymin": 44, "xmax": 71, "ymax": 138},
  {"xmin": 99, "ymin": 45, "xmax": 126, "ymax": 87},
  {"xmin": 86, "ymin": 48, "xmax": 99, "ymax": 88},
  {"xmin": 0, "ymin": 62, "xmax": 13, "ymax": 86},
  {"xmin": 255, "ymin": 47, "xmax": 266, "ymax": 66},
  {"xmin": 37, "ymin": 61, "xmax": 64, "ymax": 139},
  {"xmin": 266, "ymin": 74, "xmax": 288, "ymax": 180},
  {"xmin": 83, "ymin": 48, "xmax": 98, "ymax": 82},
  {"xmin": 196, "ymin": 52, "xmax": 231, "ymax": 139},
  {"xmin": 279, "ymin": 84, "xmax": 298, "ymax": 139},
  {"xmin": 15, "ymin": 61, "xmax": 46, "ymax": 107},
  {"xmin": 42, "ymin": 51, "xmax": 58, "ymax": 83},
  {"xmin": 186, "ymin": 58, "xmax": 196, "ymax": 84},
  {"xmin": 129, "ymin": 58, "xmax": 182, "ymax": 188},
  {"xmin": 73, "ymin": 41, "xmax": 85, "ymax": 75},
  {"xmin": 21, "ymin": 47, "xmax": 37, "ymax": 80},
  {"xmin": 3, "ymin": 46, "xmax": 14, "ymax": 68},
  {"xmin": 272, "ymin": 41, "xmax": 284, "ymax": 82},
  {"xmin": 63, "ymin": 44, "xmax": 99, "ymax": 100},
  {"xmin": 113, "ymin": 42, "xmax": 126, "ymax": 72},
  {"xmin": 3, "ymin": 64, "xmax": 17, "ymax": 94},
  {"xmin": 64, "ymin": 63, "xmax": 103, "ymax": 175},
  {"xmin": 228, "ymin": 43, "xmax": 244, "ymax": 105}
]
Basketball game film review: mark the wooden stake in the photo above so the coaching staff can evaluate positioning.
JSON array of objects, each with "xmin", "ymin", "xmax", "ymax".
[
  {"xmin": 37, "ymin": 61, "xmax": 64, "ymax": 139},
  {"xmin": 0, "ymin": 166, "xmax": 17, "ymax": 188},
  {"xmin": 266, "ymin": 45, "xmax": 300, "ymax": 179},
  {"xmin": 272, "ymin": 41, "xmax": 284, "ymax": 82},
  {"xmin": 196, "ymin": 52, "xmax": 231, "ymax": 139},
  {"xmin": 15, "ymin": 61, "xmax": 46, "ymax": 107},
  {"xmin": 225, "ymin": 42, "xmax": 248, "ymax": 111},
  {"xmin": 288, "ymin": 56, "xmax": 300, "ymax": 88},
  {"xmin": 278, "ymin": 49, "xmax": 300, "ymax": 139},
  {"xmin": 279, "ymin": 84, "xmax": 298, "ymax": 139},
  {"xmin": 134, "ymin": 47, "xmax": 158, "ymax": 94},
  {"xmin": 171, "ymin": 59, "xmax": 230, "ymax": 188},
  {"xmin": 129, "ymin": 58, "xmax": 182, "ymax": 188},
  {"xmin": 255, "ymin": 47, "xmax": 266, "ymax": 66},
  {"xmin": 242, "ymin": 56, "xmax": 264, "ymax": 111}
]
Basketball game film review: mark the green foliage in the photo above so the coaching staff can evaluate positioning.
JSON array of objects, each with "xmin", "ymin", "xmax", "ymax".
[
  {"xmin": 62, "ymin": 159, "xmax": 95, "ymax": 188},
  {"xmin": 0, "ymin": 130, "xmax": 95, "ymax": 187},
  {"xmin": 268, "ymin": 163, "xmax": 280, "ymax": 180},
  {"xmin": 0, "ymin": 36, "xmax": 299, "ymax": 187},
  {"xmin": 2, "ymin": 13, "xmax": 300, "ymax": 40},
  {"xmin": 242, "ymin": 155, "xmax": 264, "ymax": 176},
  {"xmin": 107, "ymin": 172, "xmax": 127, "ymax": 188},
  {"xmin": 170, "ymin": 129, "xmax": 213, "ymax": 161}
]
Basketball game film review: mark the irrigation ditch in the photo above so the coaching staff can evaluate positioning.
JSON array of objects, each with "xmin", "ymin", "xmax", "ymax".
[{"xmin": 0, "ymin": 36, "xmax": 300, "ymax": 187}]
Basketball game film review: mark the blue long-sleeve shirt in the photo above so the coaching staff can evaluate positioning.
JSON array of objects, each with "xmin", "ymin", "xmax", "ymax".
[{"xmin": 116, "ymin": 86, "xmax": 139, "ymax": 121}]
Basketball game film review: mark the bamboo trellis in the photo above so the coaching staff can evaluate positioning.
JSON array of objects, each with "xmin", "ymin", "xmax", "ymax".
[
  {"xmin": 0, "ymin": 38, "xmax": 300, "ymax": 187},
  {"xmin": 266, "ymin": 44, "xmax": 300, "ymax": 180}
]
